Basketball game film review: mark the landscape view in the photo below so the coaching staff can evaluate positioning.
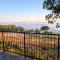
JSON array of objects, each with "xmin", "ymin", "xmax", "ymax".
[{"xmin": 0, "ymin": 0, "xmax": 60, "ymax": 60}]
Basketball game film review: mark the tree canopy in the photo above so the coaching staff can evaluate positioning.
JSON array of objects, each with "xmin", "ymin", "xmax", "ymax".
[
  {"xmin": 0, "ymin": 25, "xmax": 25, "ymax": 32},
  {"xmin": 43, "ymin": 0, "xmax": 60, "ymax": 23},
  {"xmin": 40, "ymin": 26, "xmax": 49, "ymax": 33},
  {"xmin": 0, "ymin": 24, "xmax": 51, "ymax": 33}
]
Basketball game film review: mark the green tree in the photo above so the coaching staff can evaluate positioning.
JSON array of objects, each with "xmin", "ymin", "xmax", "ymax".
[
  {"xmin": 43, "ymin": 0, "xmax": 60, "ymax": 23},
  {"xmin": 10, "ymin": 25, "xmax": 16, "ymax": 31},
  {"xmin": 1, "ymin": 25, "xmax": 16, "ymax": 31},
  {"xmin": 40, "ymin": 26, "xmax": 49, "ymax": 33},
  {"xmin": 16, "ymin": 26, "xmax": 25, "ymax": 32}
]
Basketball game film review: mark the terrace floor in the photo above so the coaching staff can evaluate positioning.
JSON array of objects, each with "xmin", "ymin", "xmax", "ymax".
[{"xmin": 0, "ymin": 51, "xmax": 36, "ymax": 60}]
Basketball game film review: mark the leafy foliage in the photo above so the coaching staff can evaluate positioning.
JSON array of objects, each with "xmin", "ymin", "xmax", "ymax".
[
  {"xmin": 0, "ymin": 24, "xmax": 51, "ymax": 33},
  {"xmin": 40, "ymin": 26, "xmax": 49, "ymax": 33},
  {"xmin": 43, "ymin": 0, "xmax": 60, "ymax": 23},
  {"xmin": 0, "ymin": 25, "xmax": 25, "ymax": 32}
]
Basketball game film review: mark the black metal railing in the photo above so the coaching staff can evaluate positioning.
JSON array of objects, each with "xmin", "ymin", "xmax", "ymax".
[{"xmin": 0, "ymin": 31, "xmax": 60, "ymax": 60}]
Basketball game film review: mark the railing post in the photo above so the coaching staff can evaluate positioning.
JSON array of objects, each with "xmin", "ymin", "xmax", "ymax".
[
  {"xmin": 2, "ymin": 31, "xmax": 4, "ymax": 52},
  {"xmin": 24, "ymin": 32, "xmax": 26, "ymax": 56},
  {"xmin": 2, "ymin": 30, "xmax": 6, "ymax": 60},
  {"xmin": 58, "ymin": 35, "xmax": 59, "ymax": 60}
]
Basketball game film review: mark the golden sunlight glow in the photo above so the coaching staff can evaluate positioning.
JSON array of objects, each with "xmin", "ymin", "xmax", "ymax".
[{"xmin": 0, "ymin": 16, "xmax": 46, "ymax": 23}]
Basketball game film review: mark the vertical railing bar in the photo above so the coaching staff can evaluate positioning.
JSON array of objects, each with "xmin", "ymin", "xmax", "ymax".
[
  {"xmin": 44, "ymin": 34, "xmax": 48, "ymax": 60},
  {"xmin": 39, "ymin": 34, "xmax": 40, "ymax": 59},
  {"xmin": 35, "ymin": 34, "xmax": 37, "ymax": 59},
  {"xmin": 1, "ymin": 27, "xmax": 6, "ymax": 60},
  {"xmin": 27, "ymin": 33, "xmax": 31, "ymax": 57},
  {"xmin": 30, "ymin": 33, "xmax": 32, "ymax": 58},
  {"xmin": 52, "ymin": 35, "xmax": 55, "ymax": 60},
  {"xmin": 2, "ymin": 31, "xmax": 4, "ymax": 51},
  {"xmin": 34, "ymin": 34, "xmax": 35, "ymax": 58},
  {"xmin": 24, "ymin": 32, "xmax": 26, "ymax": 56},
  {"xmin": 54, "ymin": 35, "xmax": 55, "ymax": 60},
  {"xmin": 46, "ymin": 34, "xmax": 48, "ymax": 60},
  {"xmin": 51, "ymin": 34, "xmax": 52, "ymax": 60},
  {"xmin": 1, "ymin": 26, "xmax": 5, "ymax": 52},
  {"xmin": 58, "ymin": 35, "xmax": 59, "ymax": 60}
]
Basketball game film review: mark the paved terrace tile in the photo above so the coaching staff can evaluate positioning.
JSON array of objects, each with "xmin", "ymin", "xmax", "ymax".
[{"xmin": 0, "ymin": 51, "xmax": 35, "ymax": 60}]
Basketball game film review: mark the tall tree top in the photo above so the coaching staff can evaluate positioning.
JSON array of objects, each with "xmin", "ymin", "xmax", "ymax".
[{"xmin": 43, "ymin": 0, "xmax": 60, "ymax": 23}]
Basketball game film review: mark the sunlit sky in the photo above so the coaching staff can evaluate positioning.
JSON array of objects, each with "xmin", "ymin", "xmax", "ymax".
[{"xmin": 0, "ymin": 0, "xmax": 51, "ymax": 22}]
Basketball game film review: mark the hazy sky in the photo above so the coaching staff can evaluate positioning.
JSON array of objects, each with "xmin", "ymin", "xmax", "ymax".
[{"xmin": 0, "ymin": 0, "xmax": 50, "ymax": 22}]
